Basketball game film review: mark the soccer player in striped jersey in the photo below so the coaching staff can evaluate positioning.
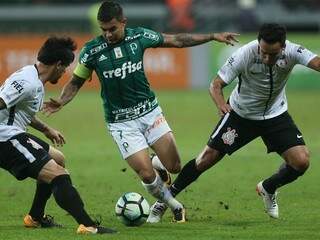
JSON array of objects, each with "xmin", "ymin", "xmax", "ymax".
[
  {"xmin": 42, "ymin": 1, "xmax": 239, "ymax": 222},
  {"xmin": 148, "ymin": 23, "xmax": 320, "ymax": 222},
  {"xmin": 0, "ymin": 37, "xmax": 116, "ymax": 234}
]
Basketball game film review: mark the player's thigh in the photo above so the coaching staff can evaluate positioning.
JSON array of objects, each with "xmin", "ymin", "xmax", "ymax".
[
  {"xmin": 48, "ymin": 146, "xmax": 65, "ymax": 167},
  {"xmin": 150, "ymin": 131, "xmax": 181, "ymax": 173},
  {"xmin": 0, "ymin": 133, "xmax": 52, "ymax": 181},
  {"xmin": 108, "ymin": 121, "xmax": 149, "ymax": 160},
  {"xmin": 141, "ymin": 108, "xmax": 180, "ymax": 171},
  {"xmin": 261, "ymin": 112, "xmax": 306, "ymax": 155},
  {"xmin": 126, "ymin": 149, "xmax": 155, "ymax": 182},
  {"xmin": 38, "ymin": 159, "xmax": 68, "ymax": 183},
  {"xmin": 26, "ymin": 133, "xmax": 65, "ymax": 167},
  {"xmin": 207, "ymin": 111, "xmax": 258, "ymax": 155}
]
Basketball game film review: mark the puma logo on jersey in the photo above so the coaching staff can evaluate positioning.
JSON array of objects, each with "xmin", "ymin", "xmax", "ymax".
[{"xmin": 103, "ymin": 61, "xmax": 142, "ymax": 79}]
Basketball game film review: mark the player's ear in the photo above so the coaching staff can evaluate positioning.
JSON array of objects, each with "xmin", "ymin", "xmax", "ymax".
[
  {"xmin": 56, "ymin": 60, "xmax": 63, "ymax": 69},
  {"xmin": 282, "ymin": 43, "xmax": 286, "ymax": 49},
  {"xmin": 121, "ymin": 17, "xmax": 127, "ymax": 25}
]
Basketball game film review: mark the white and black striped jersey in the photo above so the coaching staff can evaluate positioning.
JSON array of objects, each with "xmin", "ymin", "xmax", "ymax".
[
  {"xmin": 218, "ymin": 40, "xmax": 317, "ymax": 120},
  {"xmin": 0, "ymin": 65, "xmax": 44, "ymax": 141}
]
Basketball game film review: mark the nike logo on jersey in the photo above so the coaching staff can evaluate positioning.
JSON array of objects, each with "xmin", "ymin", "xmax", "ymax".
[
  {"xmin": 99, "ymin": 54, "xmax": 108, "ymax": 62},
  {"xmin": 297, "ymin": 134, "xmax": 303, "ymax": 139}
]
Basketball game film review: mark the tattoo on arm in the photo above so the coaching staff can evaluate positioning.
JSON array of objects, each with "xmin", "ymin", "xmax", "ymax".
[
  {"xmin": 163, "ymin": 33, "xmax": 214, "ymax": 48},
  {"xmin": 70, "ymin": 75, "xmax": 86, "ymax": 89},
  {"xmin": 60, "ymin": 75, "xmax": 86, "ymax": 105}
]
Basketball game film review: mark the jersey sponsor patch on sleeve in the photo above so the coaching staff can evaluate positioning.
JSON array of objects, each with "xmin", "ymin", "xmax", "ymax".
[
  {"xmin": 10, "ymin": 80, "xmax": 24, "ymax": 94},
  {"xmin": 80, "ymin": 53, "xmax": 89, "ymax": 64},
  {"xmin": 297, "ymin": 46, "xmax": 305, "ymax": 53},
  {"xmin": 143, "ymin": 31, "xmax": 159, "ymax": 41},
  {"xmin": 228, "ymin": 57, "xmax": 235, "ymax": 66}
]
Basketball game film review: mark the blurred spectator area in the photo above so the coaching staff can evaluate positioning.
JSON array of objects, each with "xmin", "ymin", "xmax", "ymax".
[{"xmin": 0, "ymin": 0, "xmax": 320, "ymax": 33}]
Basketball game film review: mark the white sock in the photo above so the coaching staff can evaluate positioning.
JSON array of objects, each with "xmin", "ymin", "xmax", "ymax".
[
  {"xmin": 151, "ymin": 155, "xmax": 166, "ymax": 171},
  {"xmin": 142, "ymin": 174, "xmax": 182, "ymax": 211}
]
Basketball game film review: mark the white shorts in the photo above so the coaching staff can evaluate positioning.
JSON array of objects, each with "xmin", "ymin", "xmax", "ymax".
[{"xmin": 107, "ymin": 106, "xmax": 172, "ymax": 159}]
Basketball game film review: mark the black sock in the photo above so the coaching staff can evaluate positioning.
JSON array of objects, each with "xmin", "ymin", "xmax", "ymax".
[
  {"xmin": 51, "ymin": 174, "xmax": 95, "ymax": 226},
  {"xmin": 29, "ymin": 181, "xmax": 52, "ymax": 220},
  {"xmin": 262, "ymin": 163, "xmax": 305, "ymax": 194},
  {"xmin": 170, "ymin": 159, "xmax": 203, "ymax": 197}
]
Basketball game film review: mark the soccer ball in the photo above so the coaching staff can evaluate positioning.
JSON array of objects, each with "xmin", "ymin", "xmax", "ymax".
[{"xmin": 115, "ymin": 192, "xmax": 150, "ymax": 226}]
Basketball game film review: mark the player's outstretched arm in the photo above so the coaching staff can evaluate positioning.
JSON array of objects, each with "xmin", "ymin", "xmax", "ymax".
[
  {"xmin": 42, "ymin": 74, "xmax": 86, "ymax": 116},
  {"xmin": 209, "ymin": 76, "xmax": 232, "ymax": 117},
  {"xmin": 161, "ymin": 32, "xmax": 239, "ymax": 48},
  {"xmin": 307, "ymin": 56, "xmax": 320, "ymax": 72},
  {"xmin": 30, "ymin": 116, "xmax": 66, "ymax": 146}
]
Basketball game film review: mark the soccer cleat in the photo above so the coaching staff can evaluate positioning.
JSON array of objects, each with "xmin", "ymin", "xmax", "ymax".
[
  {"xmin": 23, "ymin": 214, "xmax": 62, "ymax": 228},
  {"xmin": 147, "ymin": 200, "xmax": 168, "ymax": 223},
  {"xmin": 77, "ymin": 224, "xmax": 117, "ymax": 234},
  {"xmin": 256, "ymin": 181, "xmax": 279, "ymax": 219},
  {"xmin": 172, "ymin": 207, "xmax": 186, "ymax": 223}
]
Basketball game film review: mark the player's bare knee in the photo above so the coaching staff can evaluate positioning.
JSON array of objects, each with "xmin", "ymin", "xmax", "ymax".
[
  {"xmin": 140, "ymin": 169, "xmax": 156, "ymax": 183},
  {"xmin": 166, "ymin": 161, "xmax": 181, "ymax": 174},
  {"xmin": 172, "ymin": 161, "xmax": 181, "ymax": 173},
  {"xmin": 38, "ymin": 162, "xmax": 68, "ymax": 183},
  {"xmin": 294, "ymin": 150, "xmax": 310, "ymax": 172}
]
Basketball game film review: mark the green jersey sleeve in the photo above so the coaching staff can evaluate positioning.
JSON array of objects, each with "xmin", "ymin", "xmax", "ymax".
[
  {"xmin": 138, "ymin": 27, "xmax": 164, "ymax": 49},
  {"xmin": 78, "ymin": 45, "xmax": 95, "ymax": 70}
]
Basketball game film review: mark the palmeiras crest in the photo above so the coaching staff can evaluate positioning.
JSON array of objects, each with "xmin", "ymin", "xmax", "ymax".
[{"xmin": 221, "ymin": 127, "xmax": 238, "ymax": 145}]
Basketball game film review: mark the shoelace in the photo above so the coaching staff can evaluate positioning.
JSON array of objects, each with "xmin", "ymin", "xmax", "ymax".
[
  {"xmin": 152, "ymin": 203, "xmax": 166, "ymax": 215},
  {"xmin": 42, "ymin": 215, "xmax": 54, "ymax": 224},
  {"xmin": 41, "ymin": 215, "xmax": 62, "ymax": 227},
  {"xmin": 266, "ymin": 192, "xmax": 278, "ymax": 208}
]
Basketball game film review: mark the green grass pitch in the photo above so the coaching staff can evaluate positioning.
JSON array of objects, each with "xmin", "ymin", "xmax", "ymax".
[{"xmin": 0, "ymin": 89, "xmax": 319, "ymax": 239}]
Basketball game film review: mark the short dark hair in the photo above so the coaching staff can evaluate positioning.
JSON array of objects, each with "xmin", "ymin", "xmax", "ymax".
[
  {"xmin": 258, "ymin": 23, "xmax": 287, "ymax": 46},
  {"xmin": 97, "ymin": 1, "xmax": 123, "ymax": 22},
  {"xmin": 37, "ymin": 36, "xmax": 77, "ymax": 66}
]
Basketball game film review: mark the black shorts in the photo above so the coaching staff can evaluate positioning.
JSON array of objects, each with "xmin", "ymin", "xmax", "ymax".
[
  {"xmin": 207, "ymin": 111, "xmax": 305, "ymax": 155},
  {"xmin": 0, "ymin": 133, "xmax": 51, "ymax": 180}
]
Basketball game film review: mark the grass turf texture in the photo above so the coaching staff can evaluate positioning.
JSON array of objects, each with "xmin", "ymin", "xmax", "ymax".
[{"xmin": 0, "ymin": 89, "xmax": 319, "ymax": 239}]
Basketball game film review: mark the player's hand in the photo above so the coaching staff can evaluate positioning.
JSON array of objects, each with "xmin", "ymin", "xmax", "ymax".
[
  {"xmin": 217, "ymin": 103, "xmax": 232, "ymax": 117},
  {"xmin": 214, "ymin": 32, "xmax": 240, "ymax": 46},
  {"xmin": 42, "ymin": 98, "xmax": 63, "ymax": 116},
  {"xmin": 43, "ymin": 127, "xmax": 66, "ymax": 147}
]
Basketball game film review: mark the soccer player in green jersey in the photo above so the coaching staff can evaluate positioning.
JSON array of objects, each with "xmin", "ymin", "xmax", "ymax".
[{"xmin": 43, "ymin": 0, "xmax": 239, "ymax": 222}]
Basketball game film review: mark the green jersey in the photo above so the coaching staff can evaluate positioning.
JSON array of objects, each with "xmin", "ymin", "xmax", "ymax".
[{"xmin": 76, "ymin": 27, "xmax": 164, "ymax": 123}]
